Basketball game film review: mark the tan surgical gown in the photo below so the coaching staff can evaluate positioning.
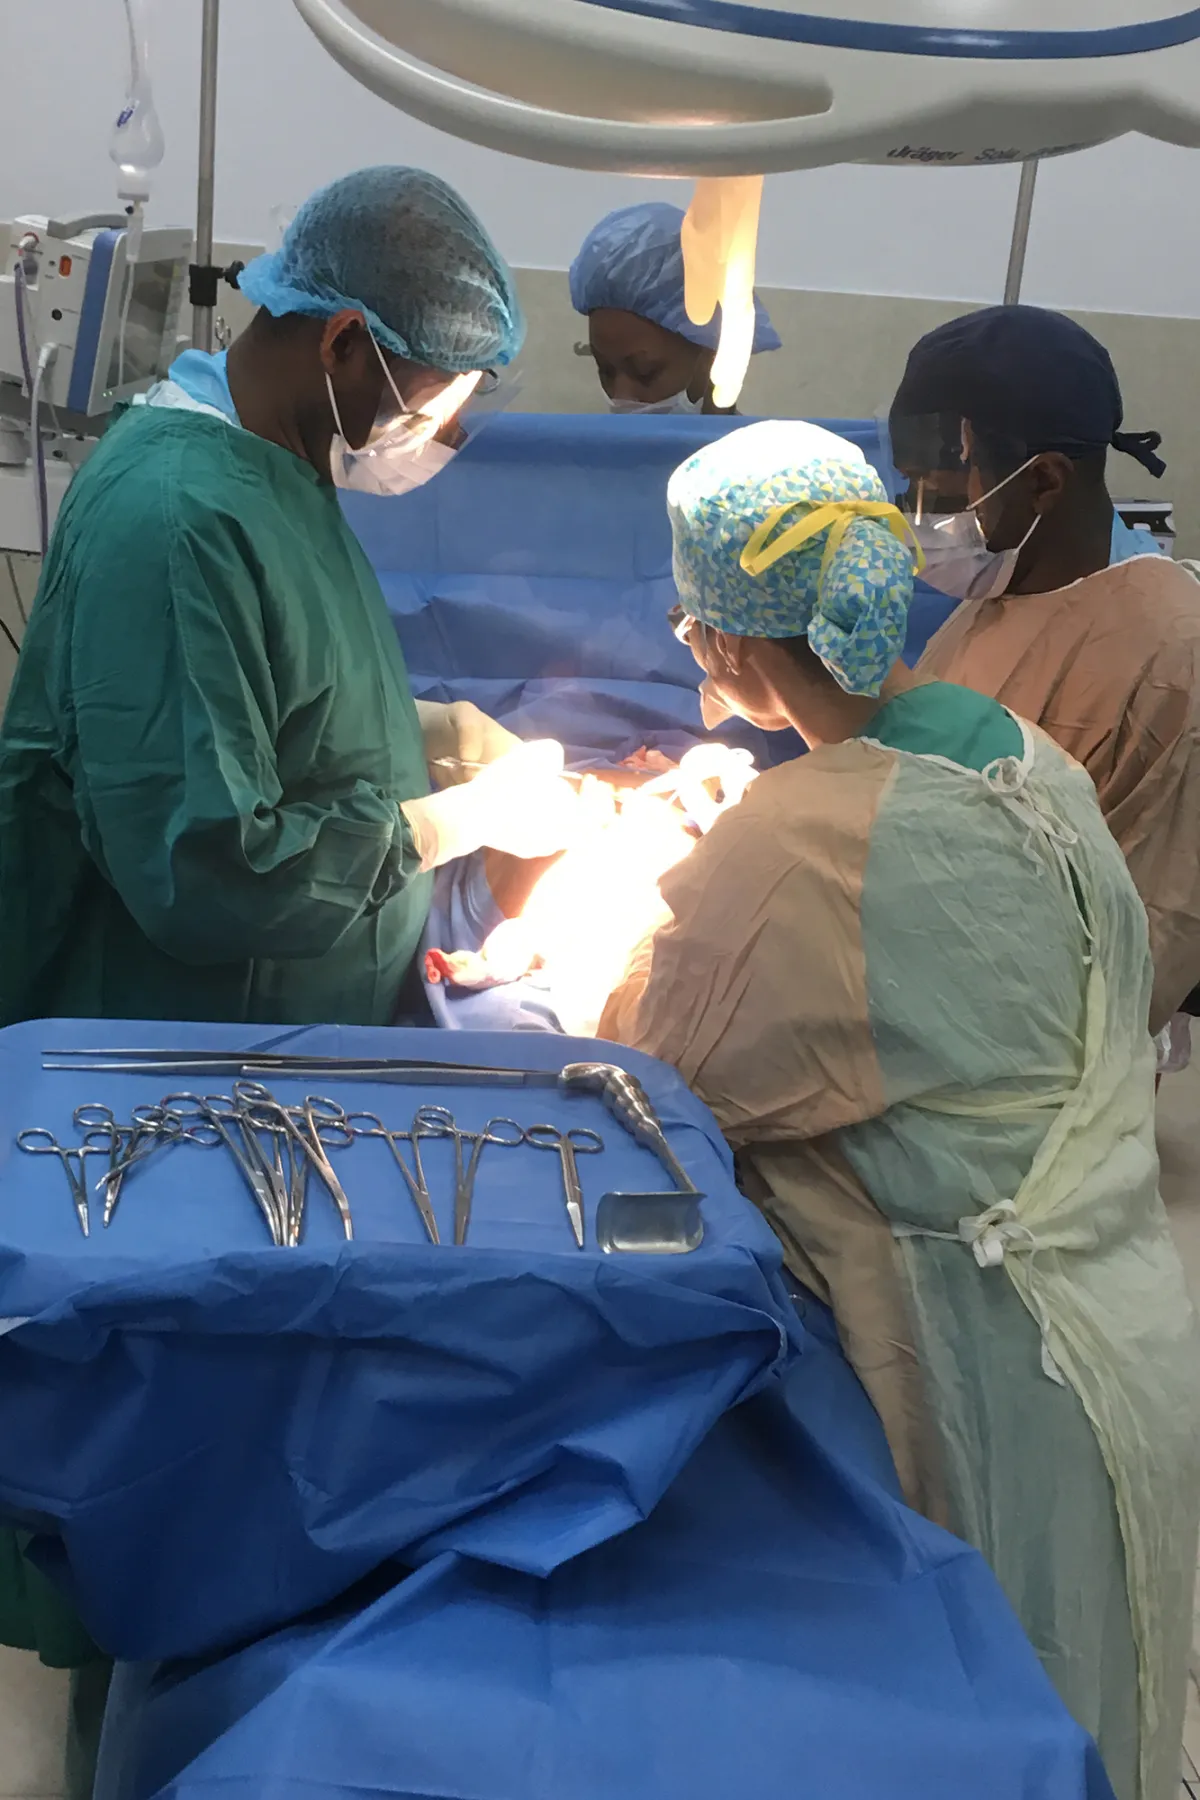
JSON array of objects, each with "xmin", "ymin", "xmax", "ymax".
[
  {"xmin": 917, "ymin": 555, "xmax": 1200, "ymax": 1032},
  {"xmin": 602, "ymin": 682, "xmax": 1199, "ymax": 1800}
]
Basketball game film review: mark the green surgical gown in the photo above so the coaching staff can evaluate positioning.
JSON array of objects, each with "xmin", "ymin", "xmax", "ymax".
[{"xmin": 0, "ymin": 404, "xmax": 432, "ymax": 1028}]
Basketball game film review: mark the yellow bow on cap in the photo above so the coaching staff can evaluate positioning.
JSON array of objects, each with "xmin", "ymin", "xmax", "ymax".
[{"xmin": 740, "ymin": 498, "xmax": 925, "ymax": 582}]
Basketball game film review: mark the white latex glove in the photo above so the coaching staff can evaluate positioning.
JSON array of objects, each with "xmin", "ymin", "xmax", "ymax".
[
  {"xmin": 401, "ymin": 740, "xmax": 581, "ymax": 869},
  {"xmin": 415, "ymin": 700, "xmax": 521, "ymax": 787}
]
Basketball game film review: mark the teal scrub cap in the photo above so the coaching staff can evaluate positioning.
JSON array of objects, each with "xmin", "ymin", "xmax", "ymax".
[
  {"xmin": 238, "ymin": 166, "xmax": 525, "ymax": 372},
  {"xmin": 668, "ymin": 421, "xmax": 920, "ymax": 697}
]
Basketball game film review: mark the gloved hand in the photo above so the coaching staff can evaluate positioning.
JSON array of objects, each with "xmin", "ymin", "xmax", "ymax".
[
  {"xmin": 415, "ymin": 700, "xmax": 521, "ymax": 787},
  {"xmin": 402, "ymin": 740, "xmax": 582, "ymax": 869}
]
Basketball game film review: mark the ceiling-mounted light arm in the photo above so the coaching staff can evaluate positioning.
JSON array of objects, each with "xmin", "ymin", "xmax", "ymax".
[{"xmin": 1003, "ymin": 158, "xmax": 1040, "ymax": 305}]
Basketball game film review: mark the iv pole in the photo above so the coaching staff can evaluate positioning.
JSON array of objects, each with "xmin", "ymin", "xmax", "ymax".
[
  {"xmin": 1003, "ymin": 158, "xmax": 1039, "ymax": 305},
  {"xmin": 192, "ymin": 0, "xmax": 221, "ymax": 350}
]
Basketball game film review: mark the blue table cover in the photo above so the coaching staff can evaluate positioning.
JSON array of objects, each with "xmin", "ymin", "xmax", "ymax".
[
  {"xmin": 0, "ymin": 1019, "xmax": 797, "ymax": 1661},
  {"xmin": 94, "ymin": 1300, "xmax": 1114, "ymax": 1800}
]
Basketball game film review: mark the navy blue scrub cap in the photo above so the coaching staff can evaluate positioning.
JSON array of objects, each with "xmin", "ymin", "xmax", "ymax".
[{"xmin": 889, "ymin": 304, "xmax": 1164, "ymax": 479}]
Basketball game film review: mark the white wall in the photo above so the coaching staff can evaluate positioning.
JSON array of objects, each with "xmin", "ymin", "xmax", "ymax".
[{"xmin": 1, "ymin": 0, "xmax": 1199, "ymax": 317}]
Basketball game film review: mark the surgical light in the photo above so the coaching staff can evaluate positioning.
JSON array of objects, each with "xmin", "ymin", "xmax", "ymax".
[{"xmin": 293, "ymin": 0, "xmax": 1200, "ymax": 405}]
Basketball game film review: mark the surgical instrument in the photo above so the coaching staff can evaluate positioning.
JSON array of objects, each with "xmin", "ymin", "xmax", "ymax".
[
  {"xmin": 560, "ymin": 1064, "xmax": 699, "ymax": 1196},
  {"xmin": 525, "ymin": 1123, "xmax": 604, "ymax": 1249},
  {"xmin": 454, "ymin": 1116, "xmax": 526, "ymax": 1247},
  {"xmin": 409, "ymin": 1107, "xmax": 464, "ymax": 1241},
  {"xmin": 94, "ymin": 1102, "xmax": 188, "ymax": 1226},
  {"xmin": 44, "ymin": 1049, "xmax": 550, "ymax": 1076},
  {"xmin": 346, "ymin": 1111, "xmax": 439, "ymax": 1245},
  {"xmin": 162, "ymin": 1093, "xmax": 288, "ymax": 1246},
  {"xmin": 232, "ymin": 1084, "xmax": 355, "ymax": 1242},
  {"xmin": 17, "ymin": 1127, "xmax": 108, "ymax": 1237},
  {"xmin": 73, "ymin": 1103, "xmax": 127, "ymax": 1208},
  {"xmin": 409, "ymin": 1107, "xmax": 527, "ymax": 1246},
  {"xmin": 560, "ymin": 1065, "xmax": 705, "ymax": 1255},
  {"xmin": 44, "ymin": 1056, "xmax": 562, "ymax": 1088}
]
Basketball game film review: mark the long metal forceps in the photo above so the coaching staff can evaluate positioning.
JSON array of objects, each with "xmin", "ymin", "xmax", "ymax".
[
  {"xmin": 525, "ymin": 1124, "xmax": 604, "ymax": 1249},
  {"xmin": 347, "ymin": 1112, "xmax": 439, "ymax": 1245},
  {"xmin": 17, "ymin": 1128, "xmax": 107, "ymax": 1237}
]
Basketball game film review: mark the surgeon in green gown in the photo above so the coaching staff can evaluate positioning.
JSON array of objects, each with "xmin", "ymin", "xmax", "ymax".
[{"xmin": 0, "ymin": 166, "xmax": 580, "ymax": 1793}]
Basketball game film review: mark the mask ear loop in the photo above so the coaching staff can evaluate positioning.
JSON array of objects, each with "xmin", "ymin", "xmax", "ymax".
[
  {"xmin": 326, "ymin": 328, "xmax": 411, "ymax": 455},
  {"xmin": 370, "ymin": 333, "xmax": 411, "ymax": 419},
  {"xmin": 326, "ymin": 371, "xmax": 349, "ymax": 445},
  {"xmin": 963, "ymin": 450, "xmax": 1046, "ymax": 567}
]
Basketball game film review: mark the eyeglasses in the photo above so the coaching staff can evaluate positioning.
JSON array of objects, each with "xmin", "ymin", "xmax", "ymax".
[
  {"xmin": 665, "ymin": 604, "xmax": 694, "ymax": 648},
  {"xmin": 668, "ymin": 605, "xmax": 697, "ymax": 645}
]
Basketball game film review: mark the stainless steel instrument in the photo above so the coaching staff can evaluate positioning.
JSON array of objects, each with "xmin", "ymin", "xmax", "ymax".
[
  {"xmin": 560, "ymin": 1063, "xmax": 704, "ymax": 1255},
  {"xmin": 525, "ymin": 1123, "xmax": 603, "ymax": 1248}
]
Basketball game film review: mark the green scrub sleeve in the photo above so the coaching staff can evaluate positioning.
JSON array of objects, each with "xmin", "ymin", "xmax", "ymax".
[{"xmin": 67, "ymin": 503, "xmax": 426, "ymax": 967}]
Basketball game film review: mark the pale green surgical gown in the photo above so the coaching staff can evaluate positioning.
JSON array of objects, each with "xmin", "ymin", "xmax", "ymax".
[
  {"xmin": 0, "ymin": 404, "xmax": 432, "ymax": 1027},
  {"xmin": 606, "ymin": 684, "xmax": 1200, "ymax": 1800}
]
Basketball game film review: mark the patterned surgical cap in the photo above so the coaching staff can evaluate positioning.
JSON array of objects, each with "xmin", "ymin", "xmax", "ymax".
[{"xmin": 667, "ymin": 420, "xmax": 918, "ymax": 696}]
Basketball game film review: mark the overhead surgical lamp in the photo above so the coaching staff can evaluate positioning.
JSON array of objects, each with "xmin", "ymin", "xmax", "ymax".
[{"xmin": 290, "ymin": 0, "xmax": 1200, "ymax": 401}]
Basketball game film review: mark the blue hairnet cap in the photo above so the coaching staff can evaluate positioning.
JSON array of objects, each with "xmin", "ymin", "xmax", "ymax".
[
  {"xmin": 889, "ymin": 304, "xmax": 1164, "ymax": 478},
  {"xmin": 669, "ymin": 421, "xmax": 915, "ymax": 697},
  {"xmin": 238, "ymin": 167, "xmax": 525, "ymax": 372},
  {"xmin": 569, "ymin": 203, "xmax": 781, "ymax": 356}
]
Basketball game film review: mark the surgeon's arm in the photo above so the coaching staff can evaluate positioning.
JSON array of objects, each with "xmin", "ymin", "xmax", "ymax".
[{"xmin": 68, "ymin": 510, "xmax": 428, "ymax": 966}]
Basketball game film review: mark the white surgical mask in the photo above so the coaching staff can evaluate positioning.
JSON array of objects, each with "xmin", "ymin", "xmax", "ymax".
[
  {"xmin": 676, "ymin": 612, "xmax": 741, "ymax": 728},
  {"xmin": 608, "ymin": 389, "xmax": 706, "ymax": 417},
  {"xmin": 329, "ymin": 426, "xmax": 456, "ymax": 497},
  {"xmin": 327, "ymin": 335, "xmax": 478, "ymax": 496},
  {"xmin": 912, "ymin": 457, "xmax": 1040, "ymax": 602}
]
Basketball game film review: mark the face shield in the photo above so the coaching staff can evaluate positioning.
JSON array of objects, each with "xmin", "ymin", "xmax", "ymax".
[{"xmin": 329, "ymin": 336, "xmax": 486, "ymax": 497}]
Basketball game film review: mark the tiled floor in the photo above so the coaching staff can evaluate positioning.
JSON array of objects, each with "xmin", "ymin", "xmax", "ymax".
[{"xmin": 1, "ymin": 1070, "xmax": 1199, "ymax": 1798}]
